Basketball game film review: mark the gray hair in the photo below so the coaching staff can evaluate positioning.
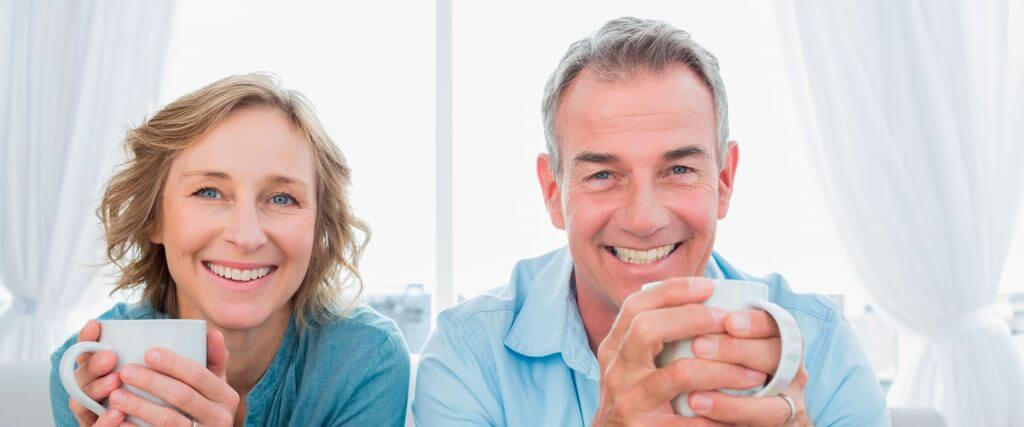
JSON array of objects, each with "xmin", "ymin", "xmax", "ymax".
[{"xmin": 541, "ymin": 17, "xmax": 730, "ymax": 176}]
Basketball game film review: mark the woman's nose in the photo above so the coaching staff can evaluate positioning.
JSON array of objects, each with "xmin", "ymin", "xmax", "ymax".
[{"xmin": 224, "ymin": 204, "xmax": 268, "ymax": 253}]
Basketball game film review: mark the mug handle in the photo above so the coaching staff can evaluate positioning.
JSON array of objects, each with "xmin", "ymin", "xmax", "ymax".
[
  {"xmin": 59, "ymin": 341, "xmax": 112, "ymax": 416},
  {"xmin": 747, "ymin": 301, "xmax": 803, "ymax": 397}
]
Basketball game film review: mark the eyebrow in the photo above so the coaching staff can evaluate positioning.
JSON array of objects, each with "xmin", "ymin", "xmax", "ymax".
[
  {"xmin": 663, "ymin": 146, "xmax": 710, "ymax": 161},
  {"xmin": 267, "ymin": 175, "xmax": 305, "ymax": 187},
  {"xmin": 180, "ymin": 170, "xmax": 229, "ymax": 181},
  {"xmin": 179, "ymin": 170, "xmax": 310, "ymax": 189},
  {"xmin": 571, "ymin": 145, "xmax": 710, "ymax": 166},
  {"xmin": 573, "ymin": 151, "xmax": 618, "ymax": 165}
]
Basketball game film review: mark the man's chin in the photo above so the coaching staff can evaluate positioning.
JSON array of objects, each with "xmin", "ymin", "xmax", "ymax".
[{"xmin": 600, "ymin": 267, "xmax": 702, "ymax": 304}]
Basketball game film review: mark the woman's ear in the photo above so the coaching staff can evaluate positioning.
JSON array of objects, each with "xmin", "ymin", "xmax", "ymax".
[
  {"xmin": 149, "ymin": 224, "xmax": 163, "ymax": 244},
  {"xmin": 148, "ymin": 205, "xmax": 164, "ymax": 245}
]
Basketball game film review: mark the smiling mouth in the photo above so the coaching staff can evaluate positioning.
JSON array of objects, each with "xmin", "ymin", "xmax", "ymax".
[
  {"xmin": 605, "ymin": 243, "xmax": 680, "ymax": 265},
  {"xmin": 203, "ymin": 261, "xmax": 277, "ymax": 282}
]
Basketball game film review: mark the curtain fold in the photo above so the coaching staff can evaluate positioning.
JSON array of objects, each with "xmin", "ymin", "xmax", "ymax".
[
  {"xmin": 0, "ymin": 0, "xmax": 174, "ymax": 362},
  {"xmin": 776, "ymin": 0, "xmax": 1024, "ymax": 425}
]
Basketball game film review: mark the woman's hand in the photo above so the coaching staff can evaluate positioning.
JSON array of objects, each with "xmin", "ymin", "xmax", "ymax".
[
  {"xmin": 69, "ymin": 319, "xmax": 127, "ymax": 426},
  {"xmin": 110, "ymin": 329, "xmax": 239, "ymax": 427}
]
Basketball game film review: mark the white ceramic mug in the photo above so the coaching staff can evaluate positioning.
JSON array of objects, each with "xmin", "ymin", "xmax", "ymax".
[
  {"xmin": 59, "ymin": 319, "xmax": 206, "ymax": 426},
  {"xmin": 652, "ymin": 279, "xmax": 803, "ymax": 416}
]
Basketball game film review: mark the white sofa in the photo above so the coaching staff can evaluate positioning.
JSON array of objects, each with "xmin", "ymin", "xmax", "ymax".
[
  {"xmin": 0, "ymin": 360, "xmax": 54, "ymax": 426},
  {"xmin": 2, "ymin": 359, "xmax": 940, "ymax": 426}
]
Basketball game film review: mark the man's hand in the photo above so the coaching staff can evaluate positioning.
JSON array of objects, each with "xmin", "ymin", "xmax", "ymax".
[
  {"xmin": 593, "ymin": 278, "xmax": 770, "ymax": 426},
  {"xmin": 686, "ymin": 309, "xmax": 813, "ymax": 426}
]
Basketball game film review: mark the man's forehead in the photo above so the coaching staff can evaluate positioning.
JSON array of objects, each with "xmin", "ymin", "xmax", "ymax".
[
  {"xmin": 574, "ymin": 111, "xmax": 707, "ymax": 136},
  {"xmin": 556, "ymin": 66, "xmax": 717, "ymax": 151}
]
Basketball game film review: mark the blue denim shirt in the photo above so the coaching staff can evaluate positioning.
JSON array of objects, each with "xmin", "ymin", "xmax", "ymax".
[
  {"xmin": 413, "ymin": 247, "xmax": 889, "ymax": 426},
  {"xmin": 50, "ymin": 302, "xmax": 410, "ymax": 426}
]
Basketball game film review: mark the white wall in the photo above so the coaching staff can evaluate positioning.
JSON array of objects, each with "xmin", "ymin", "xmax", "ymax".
[{"xmin": 3, "ymin": 0, "xmax": 1022, "ymax": 355}]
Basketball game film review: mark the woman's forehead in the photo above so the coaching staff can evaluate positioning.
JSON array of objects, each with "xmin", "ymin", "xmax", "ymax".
[{"xmin": 170, "ymin": 107, "xmax": 317, "ymax": 186}]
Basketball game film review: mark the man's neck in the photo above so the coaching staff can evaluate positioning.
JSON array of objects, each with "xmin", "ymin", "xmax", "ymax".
[{"xmin": 573, "ymin": 274, "xmax": 620, "ymax": 355}]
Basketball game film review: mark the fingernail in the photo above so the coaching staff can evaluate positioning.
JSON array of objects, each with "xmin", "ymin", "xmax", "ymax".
[
  {"xmin": 641, "ymin": 281, "xmax": 663, "ymax": 291},
  {"xmin": 709, "ymin": 307, "xmax": 727, "ymax": 324},
  {"xmin": 691, "ymin": 337, "xmax": 718, "ymax": 356},
  {"xmin": 119, "ymin": 365, "xmax": 134, "ymax": 380},
  {"xmin": 146, "ymin": 349, "xmax": 161, "ymax": 365},
  {"xmin": 109, "ymin": 390, "xmax": 126, "ymax": 405},
  {"xmin": 731, "ymin": 313, "xmax": 750, "ymax": 332},
  {"xmin": 690, "ymin": 279, "xmax": 712, "ymax": 293},
  {"xmin": 107, "ymin": 408, "xmax": 122, "ymax": 419},
  {"xmin": 690, "ymin": 393, "xmax": 713, "ymax": 412},
  {"xmin": 747, "ymin": 368, "xmax": 767, "ymax": 383}
]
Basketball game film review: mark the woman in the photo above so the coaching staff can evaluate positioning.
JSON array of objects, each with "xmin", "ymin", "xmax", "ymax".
[{"xmin": 48, "ymin": 73, "xmax": 410, "ymax": 426}]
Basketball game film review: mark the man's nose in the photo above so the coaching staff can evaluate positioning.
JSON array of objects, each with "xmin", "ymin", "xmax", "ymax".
[
  {"xmin": 619, "ymin": 182, "xmax": 670, "ymax": 238},
  {"xmin": 224, "ymin": 203, "xmax": 268, "ymax": 253}
]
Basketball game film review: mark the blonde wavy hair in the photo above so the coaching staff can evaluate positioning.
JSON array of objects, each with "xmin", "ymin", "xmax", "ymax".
[{"xmin": 99, "ymin": 73, "xmax": 369, "ymax": 328}]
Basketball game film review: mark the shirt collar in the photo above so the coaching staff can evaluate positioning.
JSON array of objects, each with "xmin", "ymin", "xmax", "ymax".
[
  {"xmin": 245, "ymin": 314, "xmax": 297, "ymax": 415},
  {"xmin": 503, "ymin": 247, "xmax": 579, "ymax": 358}
]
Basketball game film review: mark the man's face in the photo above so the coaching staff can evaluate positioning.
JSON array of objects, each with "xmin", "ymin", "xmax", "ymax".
[{"xmin": 537, "ymin": 65, "xmax": 738, "ymax": 310}]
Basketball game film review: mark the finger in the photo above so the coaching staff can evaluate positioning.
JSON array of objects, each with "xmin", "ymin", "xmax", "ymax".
[
  {"xmin": 687, "ymin": 391, "xmax": 805, "ymax": 427},
  {"xmin": 119, "ymin": 364, "xmax": 222, "ymax": 423},
  {"xmin": 616, "ymin": 358, "xmax": 767, "ymax": 413},
  {"xmin": 75, "ymin": 350, "xmax": 118, "ymax": 390},
  {"xmin": 94, "ymin": 407, "xmax": 126, "ymax": 427},
  {"xmin": 600, "ymin": 278, "xmax": 715, "ymax": 363},
  {"xmin": 69, "ymin": 399, "xmax": 97, "ymax": 426},
  {"xmin": 206, "ymin": 329, "xmax": 229, "ymax": 380},
  {"xmin": 618, "ymin": 304, "xmax": 727, "ymax": 366},
  {"xmin": 725, "ymin": 310, "xmax": 779, "ymax": 338},
  {"xmin": 83, "ymin": 372, "xmax": 123, "ymax": 401},
  {"xmin": 691, "ymin": 334, "xmax": 781, "ymax": 374},
  {"xmin": 144, "ymin": 347, "xmax": 235, "ymax": 404},
  {"xmin": 109, "ymin": 389, "xmax": 191, "ymax": 427},
  {"xmin": 76, "ymin": 320, "xmax": 102, "ymax": 365}
]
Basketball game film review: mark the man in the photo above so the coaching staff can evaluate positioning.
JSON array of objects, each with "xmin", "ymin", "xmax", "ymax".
[{"xmin": 413, "ymin": 17, "xmax": 888, "ymax": 426}]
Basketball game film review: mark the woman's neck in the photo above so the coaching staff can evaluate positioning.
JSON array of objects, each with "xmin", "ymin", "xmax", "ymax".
[
  {"xmin": 174, "ymin": 301, "xmax": 291, "ymax": 394},
  {"xmin": 219, "ymin": 311, "xmax": 290, "ymax": 393}
]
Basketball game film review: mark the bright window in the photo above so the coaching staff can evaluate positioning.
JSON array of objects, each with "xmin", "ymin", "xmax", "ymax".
[
  {"xmin": 452, "ymin": 0, "xmax": 871, "ymax": 309},
  {"xmin": 11, "ymin": 0, "xmax": 1021, "ymax": 357},
  {"xmin": 160, "ymin": 0, "xmax": 437, "ymax": 295}
]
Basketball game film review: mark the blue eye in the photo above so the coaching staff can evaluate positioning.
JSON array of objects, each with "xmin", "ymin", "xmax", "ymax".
[
  {"xmin": 271, "ymin": 194, "xmax": 295, "ymax": 205},
  {"xmin": 195, "ymin": 188, "xmax": 222, "ymax": 199},
  {"xmin": 671, "ymin": 166, "xmax": 690, "ymax": 175},
  {"xmin": 593, "ymin": 171, "xmax": 612, "ymax": 180}
]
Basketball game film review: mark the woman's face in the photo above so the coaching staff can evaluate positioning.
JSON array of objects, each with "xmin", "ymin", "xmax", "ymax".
[{"xmin": 151, "ymin": 106, "xmax": 318, "ymax": 330}]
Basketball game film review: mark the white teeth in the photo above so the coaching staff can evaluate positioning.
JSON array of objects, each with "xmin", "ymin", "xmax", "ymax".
[
  {"xmin": 206, "ymin": 263, "xmax": 272, "ymax": 282},
  {"xmin": 612, "ymin": 244, "xmax": 676, "ymax": 265}
]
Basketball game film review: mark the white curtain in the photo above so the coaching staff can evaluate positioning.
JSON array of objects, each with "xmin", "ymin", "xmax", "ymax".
[
  {"xmin": 776, "ymin": 1, "xmax": 1024, "ymax": 425},
  {"xmin": 0, "ymin": 0, "xmax": 174, "ymax": 362}
]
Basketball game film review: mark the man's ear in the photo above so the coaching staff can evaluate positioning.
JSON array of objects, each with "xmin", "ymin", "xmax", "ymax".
[
  {"xmin": 717, "ymin": 141, "xmax": 739, "ymax": 220},
  {"xmin": 537, "ymin": 153, "xmax": 566, "ymax": 230}
]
